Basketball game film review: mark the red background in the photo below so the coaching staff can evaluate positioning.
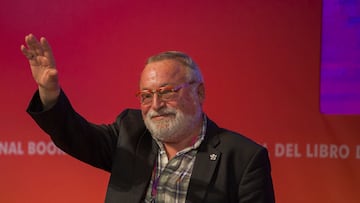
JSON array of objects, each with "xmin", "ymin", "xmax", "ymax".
[{"xmin": 0, "ymin": 0, "xmax": 359, "ymax": 202}]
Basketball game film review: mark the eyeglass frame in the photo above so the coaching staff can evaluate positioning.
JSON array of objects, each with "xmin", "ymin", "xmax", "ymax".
[{"xmin": 136, "ymin": 81, "xmax": 198, "ymax": 105}]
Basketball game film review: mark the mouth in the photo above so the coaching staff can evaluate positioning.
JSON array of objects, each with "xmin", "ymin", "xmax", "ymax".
[{"xmin": 151, "ymin": 113, "xmax": 175, "ymax": 120}]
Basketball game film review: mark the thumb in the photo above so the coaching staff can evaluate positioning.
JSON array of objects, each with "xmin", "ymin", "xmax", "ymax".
[
  {"xmin": 45, "ymin": 68, "xmax": 59, "ymax": 88},
  {"xmin": 47, "ymin": 68, "xmax": 58, "ymax": 79}
]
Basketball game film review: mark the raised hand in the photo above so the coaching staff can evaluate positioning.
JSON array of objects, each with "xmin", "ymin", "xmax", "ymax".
[{"xmin": 21, "ymin": 34, "xmax": 60, "ymax": 108}]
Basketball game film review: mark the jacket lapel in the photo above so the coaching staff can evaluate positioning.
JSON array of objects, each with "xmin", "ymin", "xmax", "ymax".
[
  {"xmin": 186, "ymin": 118, "xmax": 221, "ymax": 203},
  {"xmin": 131, "ymin": 130, "xmax": 158, "ymax": 202}
]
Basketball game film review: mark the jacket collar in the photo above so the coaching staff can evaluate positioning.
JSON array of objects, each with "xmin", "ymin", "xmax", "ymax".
[{"xmin": 186, "ymin": 117, "xmax": 222, "ymax": 202}]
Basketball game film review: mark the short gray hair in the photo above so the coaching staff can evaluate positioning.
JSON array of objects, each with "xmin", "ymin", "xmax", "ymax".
[{"xmin": 146, "ymin": 51, "xmax": 204, "ymax": 83}]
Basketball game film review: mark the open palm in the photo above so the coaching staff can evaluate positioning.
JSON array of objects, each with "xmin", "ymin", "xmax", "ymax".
[{"xmin": 21, "ymin": 34, "xmax": 60, "ymax": 107}]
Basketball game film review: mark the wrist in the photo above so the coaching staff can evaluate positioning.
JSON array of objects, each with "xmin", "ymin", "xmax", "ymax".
[{"xmin": 39, "ymin": 86, "xmax": 60, "ymax": 110}]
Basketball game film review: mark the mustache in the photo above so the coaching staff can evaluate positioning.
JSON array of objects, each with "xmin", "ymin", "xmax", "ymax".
[{"xmin": 147, "ymin": 108, "xmax": 177, "ymax": 118}]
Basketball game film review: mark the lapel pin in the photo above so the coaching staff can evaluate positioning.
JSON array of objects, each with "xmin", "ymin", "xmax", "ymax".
[{"xmin": 209, "ymin": 153, "xmax": 217, "ymax": 161}]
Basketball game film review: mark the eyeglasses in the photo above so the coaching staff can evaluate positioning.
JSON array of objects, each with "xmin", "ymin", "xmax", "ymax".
[{"xmin": 136, "ymin": 82, "xmax": 196, "ymax": 105}]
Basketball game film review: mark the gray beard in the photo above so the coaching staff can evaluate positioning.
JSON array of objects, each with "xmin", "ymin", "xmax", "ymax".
[{"xmin": 144, "ymin": 108, "xmax": 202, "ymax": 143}]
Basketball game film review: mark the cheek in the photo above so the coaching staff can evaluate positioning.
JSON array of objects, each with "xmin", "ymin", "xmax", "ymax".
[
  {"xmin": 177, "ymin": 95, "xmax": 200, "ymax": 114},
  {"xmin": 141, "ymin": 105, "xmax": 150, "ymax": 118}
]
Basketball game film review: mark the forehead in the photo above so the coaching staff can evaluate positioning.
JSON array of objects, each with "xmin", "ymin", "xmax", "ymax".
[{"xmin": 140, "ymin": 59, "xmax": 187, "ymax": 88}]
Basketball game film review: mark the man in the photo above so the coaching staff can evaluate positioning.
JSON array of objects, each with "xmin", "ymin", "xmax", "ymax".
[{"xmin": 21, "ymin": 34, "xmax": 275, "ymax": 203}]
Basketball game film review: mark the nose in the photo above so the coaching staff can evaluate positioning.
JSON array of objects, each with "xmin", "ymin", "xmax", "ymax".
[{"xmin": 151, "ymin": 93, "xmax": 165, "ymax": 110}]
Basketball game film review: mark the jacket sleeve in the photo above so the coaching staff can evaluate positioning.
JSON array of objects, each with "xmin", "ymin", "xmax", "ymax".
[
  {"xmin": 26, "ymin": 89, "xmax": 119, "ymax": 172},
  {"xmin": 238, "ymin": 147, "xmax": 275, "ymax": 203}
]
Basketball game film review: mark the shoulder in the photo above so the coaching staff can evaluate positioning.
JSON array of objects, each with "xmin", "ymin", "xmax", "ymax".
[
  {"xmin": 117, "ymin": 108, "xmax": 143, "ymax": 121},
  {"xmin": 114, "ymin": 108, "xmax": 147, "ymax": 135},
  {"xmin": 115, "ymin": 108, "xmax": 143, "ymax": 125},
  {"xmin": 219, "ymin": 128, "xmax": 263, "ymax": 150},
  {"xmin": 205, "ymin": 118, "xmax": 267, "ymax": 157}
]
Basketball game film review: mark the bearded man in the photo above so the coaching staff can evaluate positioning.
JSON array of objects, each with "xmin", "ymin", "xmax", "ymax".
[{"xmin": 22, "ymin": 34, "xmax": 275, "ymax": 203}]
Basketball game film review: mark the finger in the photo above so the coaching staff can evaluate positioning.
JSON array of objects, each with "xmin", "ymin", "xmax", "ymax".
[
  {"xmin": 37, "ymin": 55, "xmax": 53, "ymax": 67},
  {"xmin": 40, "ymin": 37, "xmax": 56, "ymax": 67},
  {"xmin": 26, "ymin": 34, "xmax": 44, "ymax": 56},
  {"xmin": 21, "ymin": 44, "xmax": 36, "ymax": 60}
]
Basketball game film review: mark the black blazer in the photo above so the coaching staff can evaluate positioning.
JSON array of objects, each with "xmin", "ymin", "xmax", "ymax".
[{"xmin": 27, "ymin": 90, "xmax": 275, "ymax": 203}]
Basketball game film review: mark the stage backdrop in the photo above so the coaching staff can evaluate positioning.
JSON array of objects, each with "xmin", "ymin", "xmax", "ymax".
[{"xmin": 1, "ymin": 0, "xmax": 359, "ymax": 202}]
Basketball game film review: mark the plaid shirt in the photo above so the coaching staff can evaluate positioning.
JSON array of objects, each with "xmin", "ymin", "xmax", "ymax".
[{"xmin": 144, "ymin": 117, "xmax": 207, "ymax": 203}]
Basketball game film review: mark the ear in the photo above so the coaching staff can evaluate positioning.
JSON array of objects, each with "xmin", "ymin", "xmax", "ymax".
[{"xmin": 197, "ymin": 83, "xmax": 205, "ymax": 104}]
